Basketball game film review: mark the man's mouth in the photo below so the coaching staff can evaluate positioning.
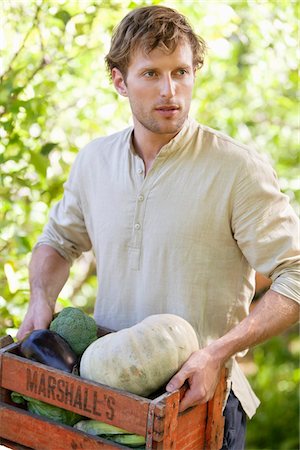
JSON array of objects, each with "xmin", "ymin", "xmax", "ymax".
[
  {"xmin": 155, "ymin": 105, "xmax": 180, "ymax": 111},
  {"xmin": 155, "ymin": 105, "xmax": 180, "ymax": 118}
]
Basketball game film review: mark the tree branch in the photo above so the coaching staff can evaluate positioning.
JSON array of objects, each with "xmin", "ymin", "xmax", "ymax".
[{"xmin": 0, "ymin": 4, "xmax": 41, "ymax": 83}]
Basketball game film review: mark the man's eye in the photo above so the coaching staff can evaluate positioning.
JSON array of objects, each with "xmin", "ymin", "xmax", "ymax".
[
  {"xmin": 177, "ymin": 69, "xmax": 188, "ymax": 75},
  {"xmin": 144, "ymin": 71, "xmax": 156, "ymax": 77}
]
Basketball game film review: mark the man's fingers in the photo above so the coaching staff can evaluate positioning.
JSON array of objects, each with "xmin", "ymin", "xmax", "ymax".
[
  {"xmin": 16, "ymin": 326, "xmax": 32, "ymax": 341},
  {"xmin": 178, "ymin": 383, "xmax": 212, "ymax": 412},
  {"xmin": 166, "ymin": 365, "xmax": 190, "ymax": 392},
  {"xmin": 178, "ymin": 389, "xmax": 198, "ymax": 412},
  {"xmin": 166, "ymin": 375, "xmax": 183, "ymax": 392},
  {"xmin": 165, "ymin": 350, "xmax": 222, "ymax": 412}
]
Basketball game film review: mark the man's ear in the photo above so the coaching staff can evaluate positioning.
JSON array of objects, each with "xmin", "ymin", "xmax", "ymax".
[{"xmin": 112, "ymin": 68, "xmax": 128, "ymax": 97}]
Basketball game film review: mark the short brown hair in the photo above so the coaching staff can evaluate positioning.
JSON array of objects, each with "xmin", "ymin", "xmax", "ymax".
[{"xmin": 105, "ymin": 6, "xmax": 207, "ymax": 78}]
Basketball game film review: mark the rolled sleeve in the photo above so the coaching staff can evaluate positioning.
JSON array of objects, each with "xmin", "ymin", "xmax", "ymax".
[
  {"xmin": 232, "ymin": 154, "xmax": 300, "ymax": 304},
  {"xmin": 36, "ymin": 154, "xmax": 92, "ymax": 264},
  {"xmin": 270, "ymin": 269, "xmax": 300, "ymax": 304}
]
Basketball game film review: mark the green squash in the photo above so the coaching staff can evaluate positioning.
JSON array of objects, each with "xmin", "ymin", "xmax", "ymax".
[{"xmin": 80, "ymin": 314, "xmax": 199, "ymax": 396}]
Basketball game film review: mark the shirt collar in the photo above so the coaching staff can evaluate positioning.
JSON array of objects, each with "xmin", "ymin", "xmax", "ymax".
[{"xmin": 128, "ymin": 117, "xmax": 196, "ymax": 157}]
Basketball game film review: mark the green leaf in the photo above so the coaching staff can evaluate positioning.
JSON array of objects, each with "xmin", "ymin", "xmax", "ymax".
[
  {"xmin": 30, "ymin": 152, "xmax": 49, "ymax": 178},
  {"xmin": 41, "ymin": 142, "xmax": 57, "ymax": 156},
  {"xmin": 55, "ymin": 10, "xmax": 71, "ymax": 25}
]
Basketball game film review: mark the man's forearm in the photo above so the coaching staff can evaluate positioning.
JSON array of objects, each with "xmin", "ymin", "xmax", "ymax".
[
  {"xmin": 29, "ymin": 244, "xmax": 70, "ymax": 309},
  {"xmin": 208, "ymin": 289, "xmax": 299, "ymax": 365},
  {"xmin": 17, "ymin": 244, "xmax": 70, "ymax": 340}
]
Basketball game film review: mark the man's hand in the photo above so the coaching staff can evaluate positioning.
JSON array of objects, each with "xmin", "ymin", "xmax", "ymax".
[
  {"xmin": 166, "ymin": 347, "xmax": 223, "ymax": 412},
  {"xmin": 16, "ymin": 300, "xmax": 54, "ymax": 340}
]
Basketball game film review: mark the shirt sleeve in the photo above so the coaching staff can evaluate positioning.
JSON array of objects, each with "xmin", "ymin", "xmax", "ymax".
[
  {"xmin": 36, "ymin": 151, "xmax": 92, "ymax": 263},
  {"xmin": 231, "ymin": 152, "xmax": 300, "ymax": 304}
]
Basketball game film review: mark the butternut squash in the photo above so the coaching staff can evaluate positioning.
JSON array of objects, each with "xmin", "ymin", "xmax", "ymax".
[{"xmin": 80, "ymin": 314, "xmax": 199, "ymax": 396}]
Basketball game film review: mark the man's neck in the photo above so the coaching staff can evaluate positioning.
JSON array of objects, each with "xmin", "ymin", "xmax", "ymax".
[{"xmin": 132, "ymin": 123, "xmax": 181, "ymax": 174}]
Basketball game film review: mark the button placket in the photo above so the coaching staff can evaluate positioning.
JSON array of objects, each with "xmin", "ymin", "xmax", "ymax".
[
  {"xmin": 129, "ymin": 187, "xmax": 149, "ymax": 270},
  {"xmin": 133, "ymin": 192, "xmax": 145, "ymax": 236},
  {"xmin": 129, "ymin": 152, "xmax": 167, "ymax": 270}
]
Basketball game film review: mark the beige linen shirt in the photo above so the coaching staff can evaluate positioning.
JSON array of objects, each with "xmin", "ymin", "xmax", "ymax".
[{"xmin": 37, "ymin": 118, "xmax": 300, "ymax": 418}]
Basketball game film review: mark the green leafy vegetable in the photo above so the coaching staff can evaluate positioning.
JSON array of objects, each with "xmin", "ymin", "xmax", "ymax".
[{"xmin": 11, "ymin": 392, "xmax": 82, "ymax": 426}]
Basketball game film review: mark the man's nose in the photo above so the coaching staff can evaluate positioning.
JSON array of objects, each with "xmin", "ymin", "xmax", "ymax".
[{"xmin": 160, "ymin": 75, "xmax": 175, "ymax": 98}]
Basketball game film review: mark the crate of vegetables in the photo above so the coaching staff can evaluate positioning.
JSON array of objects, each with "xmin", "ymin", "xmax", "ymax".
[{"xmin": 0, "ymin": 310, "xmax": 227, "ymax": 450}]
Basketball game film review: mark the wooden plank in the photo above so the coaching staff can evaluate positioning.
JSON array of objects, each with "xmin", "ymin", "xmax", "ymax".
[
  {"xmin": 204, "ymin": 368, "xmax": 227, "ymax": 450},
  {"xmin": 0, "ymin": 437, "xmax": 33, "ymax": 450},
  {"xmin": 0, "ymin": 338, "xmax": 16, "ymax": 404},
  {"xmin": 0, "ymin": 336, "xmax": 14, "ymax": 349},
  {"xmin": 175, "ymin": 403, "xmax": 207, "ymax": 450},
  {"xmin": 0, "ymin": 402, "xmax": 125, "ymax": 450},
  {"xmin": 1, "ymin": 353, "xmax": 152, "ymax": 437},
  {"xmin": 157, "ymin": 391, "xmax": 179, "ymax": 449},
  {"xmin": 145, "ymin": 388, "xmax": 182, "ymax": 447}
]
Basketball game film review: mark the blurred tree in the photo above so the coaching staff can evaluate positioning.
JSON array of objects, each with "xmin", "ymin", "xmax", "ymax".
[
  {"xmin": 245, "ymin": 327, "xmax": 299, "ymax": 450},
  {"xmin": 0, "ymin": 1, "xmax": 299, "ymax": 448}
]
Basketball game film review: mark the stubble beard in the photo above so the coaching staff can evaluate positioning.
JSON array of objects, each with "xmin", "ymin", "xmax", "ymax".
[
  {"xmin": 130, "ymin": 97, "xmax": 190, "ymax": 136},
  {"xmin": 136, "ymin": 112, "xmax": 187, "ymax": 136}
]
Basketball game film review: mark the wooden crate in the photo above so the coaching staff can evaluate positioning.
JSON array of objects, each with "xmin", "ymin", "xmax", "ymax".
[{"xmin": 0, "ymin": 335, "xmax": 226, "ymax": 450}]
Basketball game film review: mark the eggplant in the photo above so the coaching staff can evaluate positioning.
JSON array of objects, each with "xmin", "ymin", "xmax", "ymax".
[{"xmin": 19, "ymin": 329, "xmax": 78, "ymax": 373}]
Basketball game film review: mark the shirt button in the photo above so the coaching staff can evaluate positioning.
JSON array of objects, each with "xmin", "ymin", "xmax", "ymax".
[
  {"xmin": 137, "ymin": 168, "xmax": 143, "ymax": 174},
  {"xmin": 134, "ymin": 223, "xmax": 141, "ymax": 230},
  {"xmin": 138, "ymin": 194, "xmax": 144, "ymax": 202}
]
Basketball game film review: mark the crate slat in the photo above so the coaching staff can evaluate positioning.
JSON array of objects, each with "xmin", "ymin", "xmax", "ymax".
[
  {"xmin": 0, "ymin": 437, "xmax": 33, "ymax": 450},
  {"xmin": 174, "ymin": 403, "xmax": 207, "ymax": 450},
  {"xmin": 204, "ymin": 372, "xmax": 227, "ymax": 450},
  {"xmin": 0, "ymin": 402, "xmax": 127, "ymax": 450}
]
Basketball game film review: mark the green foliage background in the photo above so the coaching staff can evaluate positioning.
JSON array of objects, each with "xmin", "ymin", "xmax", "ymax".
[{"xmin": 0, "ymin": 1, "xmax": 299, "ymax": 449}]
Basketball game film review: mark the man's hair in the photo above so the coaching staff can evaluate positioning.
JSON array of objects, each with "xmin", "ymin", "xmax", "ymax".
[{"xmin": 105, "ymin": 6, "xmax": 207, "ymax": 78}]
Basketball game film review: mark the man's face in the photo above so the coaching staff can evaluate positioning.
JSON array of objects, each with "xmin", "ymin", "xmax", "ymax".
[{"xmin": 112, "ymin": 40, "xmax": 195, "ymax": 137}]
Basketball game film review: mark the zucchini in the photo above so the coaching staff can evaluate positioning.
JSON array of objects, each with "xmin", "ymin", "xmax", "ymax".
[
  {"xmin": 74, "ymin": 420, "xmax": 130, "ymax": 436},
  {"xmin": 74, "ymin": 420, "xmax": 146, "ymax": 447},
  {"xmin": 107, "ymin": 434, "xmax": 146, "ymax": 447}
]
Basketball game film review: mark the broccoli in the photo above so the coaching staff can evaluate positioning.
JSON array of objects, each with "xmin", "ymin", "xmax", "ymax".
[{"xmin": 50, "ymin": 307, "xmax": 98, "ymax": 357}]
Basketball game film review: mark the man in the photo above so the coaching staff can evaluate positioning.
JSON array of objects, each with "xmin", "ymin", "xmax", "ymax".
[{"xmin": 17, "ymin": 6, "xmax": 299, "ymax": 449}]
